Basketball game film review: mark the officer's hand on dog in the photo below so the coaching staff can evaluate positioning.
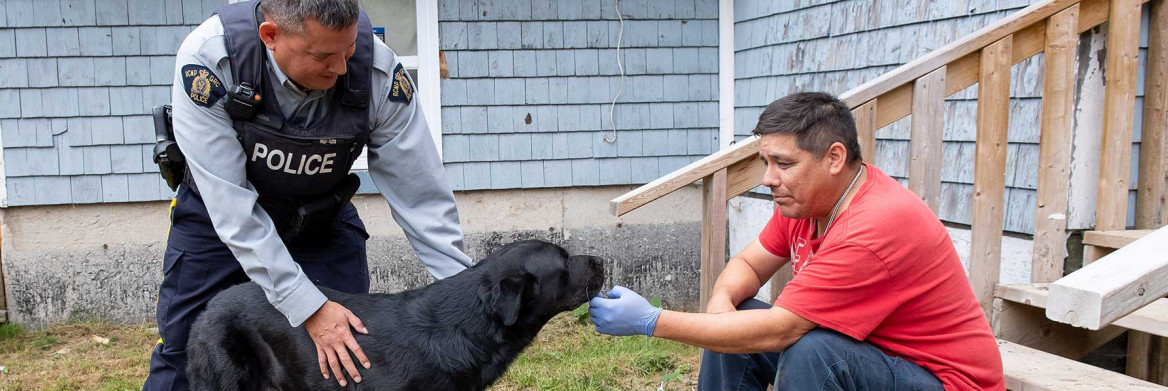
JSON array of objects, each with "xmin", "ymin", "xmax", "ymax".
[
  {"xmin": 305, "ymin": 300, "xmax": 371, "ymax": 387},
  {"xmin": 588, "ymin": 286, "xmax": 663, "ymax": 337}
]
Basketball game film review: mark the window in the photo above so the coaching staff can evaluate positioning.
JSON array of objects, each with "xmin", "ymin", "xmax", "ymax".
[{"xmin": 352, "ymin": 0, "xmax": 442, "ymax": 170}]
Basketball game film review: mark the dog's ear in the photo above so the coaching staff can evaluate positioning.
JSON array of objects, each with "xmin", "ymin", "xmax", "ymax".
[{"xmin": 479, "ymin": 273, "xmax": 530, "ymax": 326}]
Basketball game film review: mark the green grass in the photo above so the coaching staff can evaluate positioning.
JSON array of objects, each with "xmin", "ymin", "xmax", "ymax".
[
  {"xmin": 495, "ymin": 314, "xmax": 699, "ymax": 390},
  {"xmin": 0, "ymin": 313, "xmax": 700, "ymax": 390}
]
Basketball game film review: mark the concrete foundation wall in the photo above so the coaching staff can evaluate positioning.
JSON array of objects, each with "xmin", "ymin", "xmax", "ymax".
[{"xmin": 2, "ymin": 186, "xmax": 706, "ymax": 328}]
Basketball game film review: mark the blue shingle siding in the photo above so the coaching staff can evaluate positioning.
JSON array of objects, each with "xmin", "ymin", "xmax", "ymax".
[
  {"xmin": 3, "ymin": 0, "xmax": 716, "ymax": 203},
  {"xmin": 46, "ymin": 28, "xmax": 81, "ymax": 57},
  {"xmin": 100, "ymin": 174, "xmax": 128, "ymax": 202},
  {"xmin": 440, "ymin": 0, "xmax": 719, "ymax": 191},
  {"xmin": 0, "ymin": 0, "xmax": 226, "ymax": 206}
]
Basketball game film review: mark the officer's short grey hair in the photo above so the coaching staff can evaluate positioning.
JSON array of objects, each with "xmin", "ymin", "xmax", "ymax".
[{"xmin": 260, "ymin": 0, "xmax": 359, "ymax": 35}]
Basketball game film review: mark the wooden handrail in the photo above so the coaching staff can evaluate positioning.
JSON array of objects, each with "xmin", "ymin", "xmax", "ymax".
[
  {"xmin": 611, "ymin": 0, "xmax": 1148, "ymax": 218},
  {"xmin": 610, "ymin": 138, "xmax": 759, "ymax": 216}
]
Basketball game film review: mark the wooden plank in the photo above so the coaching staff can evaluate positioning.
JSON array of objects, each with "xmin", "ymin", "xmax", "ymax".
[
  {"xmin": 999, "ymin": 339, "xmax": 1165, "ymax": 391},
  {"xmin": 969, "ymin": 36, "xmax": 1014, "ymax": 320},
  {"xmin": 1012, "ymin": 20, "xmax": 1049, "ymax": 64},
  {"xmin": 874, "ymin": 84, "xmax": 913, "ymax": 129},
  {"xmin": 1047, "ymin": 227, "xmax": 1168, "ymax": 330},
  {"xmin": 1083, "ymin": 244, "xmax": 1114, "ymax": 265},
  {"xmin": 944, "ymin": 52, "xmax": 980, "ymax": 97},
  {"xmin": 699, "ymin": 169, "xmax": 728, "ymax": 313},
  {"xmin": 852, "ymin": 100, "xmax": 878, "ymax": 166},
  {"xmin": 994, "ymin": 298, "xmax": 1127, "ymax": 359},
  {"xmin": 1094, "ymin": 0, "xmax": 1142, "ymax": 231},
  {"xmin": 1084, "ymin": 229, "xmax": 1154, "ymax": 249},
  {"xmin": 996, "ymin": 284, "xmax": 1052, "ymax": 308},
  {"xmin": 726, "ymin": 156, "xmax": 766, "ymax": 199},
  {"xmin": 997, "ymin": 283, "xmax": 1168, "ymax": 338},
  {"xmin": 909, "ymin": 67, "xmax": 946, "ymax": 214},
  {"xmin": 1130, "ymin": 331, "xmax": 1155, "ymax": 379},
  {"xmin": 1154, "ymin": 337, "xmax": 1168, "ymax": 385},
  {"xmin": 1032, "ymin": 6, "xmax": 1078, "ymax": 284},
  {"xmin": 1138, "ymin": 0, "xmax": 1168, "ymax": 229},
  {"xmin": 611, "ymin": 138, "xmax": 757, "ymax": 216},
  {"xmin": 1079, "ymin": 0, "xmax": 1121, "ymax": 34}
]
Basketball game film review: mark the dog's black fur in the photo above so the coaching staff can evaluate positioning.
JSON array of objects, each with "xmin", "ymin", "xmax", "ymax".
[{"xmin": 186, "ymin": 240, "xmax": 605, "ymax": 391}]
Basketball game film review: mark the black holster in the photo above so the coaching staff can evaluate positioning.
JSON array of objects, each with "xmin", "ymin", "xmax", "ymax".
[
  {"xmin": 152, "ymin": 105, "xmax": 187, "ymax": 191},
  {"xmin": 260, "ymin": 173, "xmax": 362, "ymax": 239}
]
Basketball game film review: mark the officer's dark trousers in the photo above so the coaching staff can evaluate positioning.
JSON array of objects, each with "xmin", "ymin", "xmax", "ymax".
[
  {"xmin": 697, "ymin": 299, "xmax": 945, "ymax": 391},
  {"xmin": 143, "ymin": 185, "xmax": 371, "ymax": 391}
]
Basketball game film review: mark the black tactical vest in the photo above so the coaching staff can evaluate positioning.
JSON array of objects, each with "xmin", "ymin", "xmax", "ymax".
[
  {"xmin": 203, "ymin": 1, "xmax": 374, "ymax": 237},
  {"xmin": 218, "ymin": 0, "xmax": 373, "ymax": 198}
]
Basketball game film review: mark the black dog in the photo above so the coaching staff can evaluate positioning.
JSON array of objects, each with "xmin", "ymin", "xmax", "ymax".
[{"xmin": 186, "ymin": 240, "xmax": 605, "ymax": 390}]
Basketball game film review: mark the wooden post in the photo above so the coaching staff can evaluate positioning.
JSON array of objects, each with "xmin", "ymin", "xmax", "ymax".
[
  {"xmin": 1095, "ymin": 0, "xmax": 1141, "ymax": 231},
  {"xmin": 1138, "ymin": 0, "xmax": 1168, "ymax": 229},
  {"xmin": 969, "ymin": 36, "xmax": 1013, "ymax": 320},
  {"xmin": 909, "ymin": 67, "xmax": 947, "ymax": 214},
  {"xmin": 699, "ymin": 169, "xmax": 728, "ymax": 313},
  {"xmin": 852, "ymin": 100, "xmax": 878, "ymax": 166},
  {"xmin": 1094, "ymin": 0, "xmax": 1146, "ymax": 378},
  {"xmin": 1032, "ymin": 6, "xmax": 1079, "ymax": 283},
  {"xmin": 1131, "ymin": 331, "xmax": 1155, "ymax": 379},
  {"xmin": 1138, "ymin": 1, "xmax": 1168, "ymax": 384},
  {"xmin": 769, "ymin": 264, "xmax": 793, "ymax": 302},
  {"xmin": 0, "ymin": 210, "xmax": 4, "ymax": 323}
]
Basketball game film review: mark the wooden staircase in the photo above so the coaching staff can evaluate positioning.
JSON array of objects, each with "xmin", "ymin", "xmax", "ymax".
[{"xmin": 611, "ymin": 0, "xmax": 1168, "ymax": 389}]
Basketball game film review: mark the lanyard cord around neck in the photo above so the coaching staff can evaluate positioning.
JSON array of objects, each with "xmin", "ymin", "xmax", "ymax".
[{"xmin": 819, "ymin": 165, "xmax": 865, "ymax": 236}]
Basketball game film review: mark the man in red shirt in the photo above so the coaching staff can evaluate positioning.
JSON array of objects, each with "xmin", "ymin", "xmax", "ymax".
[{"xmin": 590, "ymin": 92, "xmax": 1004, "ymax": 390}]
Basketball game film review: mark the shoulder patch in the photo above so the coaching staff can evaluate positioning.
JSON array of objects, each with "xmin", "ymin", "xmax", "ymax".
[
  {"xmin": 388, "ymin": 63, "xmax": 414, "ymax": 105},
  {"xmin": 181, "ymin": 64, "xmax": 226, "ymax": 107}
]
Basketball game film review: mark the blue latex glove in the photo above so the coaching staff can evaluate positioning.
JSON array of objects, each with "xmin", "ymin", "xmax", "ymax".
[{"xmin": 588, "ymin": 286, "xmax": 663, "ymax": 337}]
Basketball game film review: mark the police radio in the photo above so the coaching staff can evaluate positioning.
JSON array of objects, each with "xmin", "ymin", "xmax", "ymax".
[{"xmin": 225, "ymin": 82, "xmax": 262, "ymax": 120}]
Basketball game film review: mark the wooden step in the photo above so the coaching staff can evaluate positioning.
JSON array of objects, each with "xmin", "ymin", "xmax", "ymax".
[
  {"xmin": 1000, "ymin": 339, "xmax": 1166, "ymax": 390},
  {"xmin": 996, "ymin": 284, "xmax": 1168, "ymax": 338},
  {"xmin": 1083, "ymin": 229, "xmax": 1154, "ymax": 249},
  {"xmin": 1082, "ymin": 229, "xmax": 1154, "ymax": 264}
]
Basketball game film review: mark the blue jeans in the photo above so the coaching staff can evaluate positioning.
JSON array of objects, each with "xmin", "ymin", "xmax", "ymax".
[{"xmin": 698, "ymin": 299, "xmax": 944, "ymax": 391}]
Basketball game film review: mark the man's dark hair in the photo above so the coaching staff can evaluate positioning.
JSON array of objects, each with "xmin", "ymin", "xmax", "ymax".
[
  {"xmin": 752, "ymin": 92, "xmax": 862, "ymax": 165},
  {"xmin": 261, "ymin": 0, "xmax": 359, "ymax": 35}
]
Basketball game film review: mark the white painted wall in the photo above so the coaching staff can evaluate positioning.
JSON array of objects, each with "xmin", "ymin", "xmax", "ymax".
[{"xmin": 1068, "ymin": 25, "xmax": 1108, "ymax": 230}]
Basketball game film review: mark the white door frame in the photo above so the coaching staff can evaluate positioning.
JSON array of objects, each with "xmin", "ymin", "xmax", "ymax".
[
  {"xmin": 416, "ymin": 0, "xmax": 442, "ymax": 157},
  {"xmin": 718, "ymin": 0, "xmax": 735, "ymax": 149}
]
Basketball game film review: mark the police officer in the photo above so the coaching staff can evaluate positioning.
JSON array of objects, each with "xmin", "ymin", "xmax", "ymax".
[{"xmin": 143, "ymin": 0, "xmax": 473, "ymax": 389}]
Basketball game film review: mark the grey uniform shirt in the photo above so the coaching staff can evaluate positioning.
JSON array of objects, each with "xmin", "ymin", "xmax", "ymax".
[{"xmin": 171, "ymin": 15, "xmax": 472, "ymax": 327}]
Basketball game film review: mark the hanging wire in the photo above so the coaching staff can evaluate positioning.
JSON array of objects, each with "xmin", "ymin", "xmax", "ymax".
[{"xmin": 604, "ymin": 0, "xmax": 625, "ymax": 143}]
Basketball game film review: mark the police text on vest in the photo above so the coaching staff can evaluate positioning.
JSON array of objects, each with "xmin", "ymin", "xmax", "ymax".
[{"xmin": 251, "ymin": 143, "xmax": 336, "ymax": 175}]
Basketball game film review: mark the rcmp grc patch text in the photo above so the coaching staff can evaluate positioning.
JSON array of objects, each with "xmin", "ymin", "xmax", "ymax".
[
  {"xmin": 182, "ymin": 64, "xmax": 227, "ymax": 107},
  {"xmin": 389, "ymin": 63, "xmax": 414, "ymax": 105}
]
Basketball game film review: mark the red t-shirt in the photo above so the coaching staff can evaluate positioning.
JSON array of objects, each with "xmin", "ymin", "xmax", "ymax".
[{"xmin": 761, "ymin": 165, "xmax": 1004, "ymax": 391}]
